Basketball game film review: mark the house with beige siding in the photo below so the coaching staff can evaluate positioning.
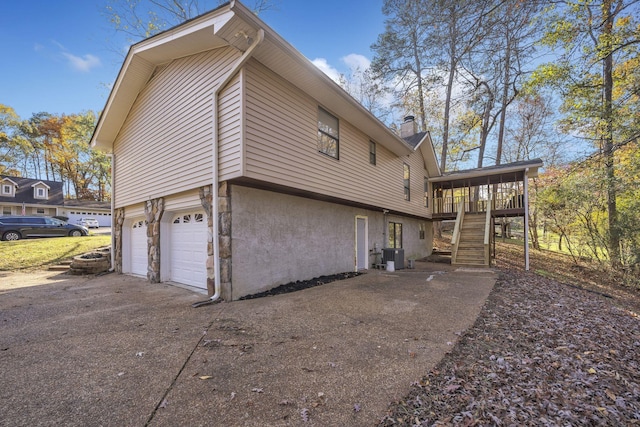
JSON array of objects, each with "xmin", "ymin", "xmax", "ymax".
[
  {"xmin": 1, "ymin": 175, "xmax": 111, "ymax": 226},
  {"xmin": 91, "ymin": 1, "xmax": 443, "ymax": 300}
]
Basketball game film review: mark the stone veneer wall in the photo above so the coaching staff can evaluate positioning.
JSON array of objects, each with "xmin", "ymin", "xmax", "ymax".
[
  {"xmin": 199, "ymin": 186, "xmax": 214, "ymax": 295},
  {"xmin": 113, "ymin": 208, "xmax": 125, "ymax": 273},
  {"xmin": 144, "ymin": 198, "xmax": 164, "ymax": 283},
  {"xmin": 218, "ymin": 181, "xmax": 232, "ymax": 299},
  {"xmin": 199, "ymin": 183, "xmax": 232, "ymax": 299}
]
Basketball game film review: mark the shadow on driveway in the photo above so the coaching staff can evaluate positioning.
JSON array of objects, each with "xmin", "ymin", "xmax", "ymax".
[{"xmin": 0, "ymin": 262, "xmax": 495, "ymax": 426}]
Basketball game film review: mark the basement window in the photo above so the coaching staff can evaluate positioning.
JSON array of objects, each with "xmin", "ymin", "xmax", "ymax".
[{"xmin": 388, "ymin": 222, "xmax": 403, "ymax": 248}]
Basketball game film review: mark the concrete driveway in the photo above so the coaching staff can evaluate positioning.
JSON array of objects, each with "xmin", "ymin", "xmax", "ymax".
[{"xmin": 0, "ymin": 262, "xmax": 495, "ymax": 426}]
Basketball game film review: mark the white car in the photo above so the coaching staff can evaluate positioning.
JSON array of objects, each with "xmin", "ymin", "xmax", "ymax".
[{"xmin": 79, "ymin": 218, "xmax": 100, "ymax": 229}]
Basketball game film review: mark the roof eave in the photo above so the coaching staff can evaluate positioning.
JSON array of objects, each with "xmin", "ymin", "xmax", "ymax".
[{"xmin": 429, "ymin": 159, "xmax": 544, "ymax": 183}]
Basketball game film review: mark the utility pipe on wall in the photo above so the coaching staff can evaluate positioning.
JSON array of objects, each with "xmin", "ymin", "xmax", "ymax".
[
  {"xmin": 524, "ymin": 168, "xmax": 530, "ymax": 271},
  {"xmin": 109, "ymin": 153, "xmax": 115, "ymax": 271},
  {"xmin": 197, "ymin": 28, "xmax": 265, "ymax": 306}
]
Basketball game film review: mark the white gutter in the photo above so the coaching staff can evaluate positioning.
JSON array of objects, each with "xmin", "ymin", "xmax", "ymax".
[{"xmin": 205, "ymin": 27, "xmax": 265, "ymax": 303}]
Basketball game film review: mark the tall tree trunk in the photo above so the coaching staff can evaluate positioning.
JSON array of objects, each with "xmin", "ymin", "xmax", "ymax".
[
  {"xmin": 441, "ymin": 53, "xmax": 456, "ymax": 173},
  {"xmin": 412, "ymin": 30, "xmax": 427, "ymax": 130},
  {"xmin": 603, "ymin": 0, "xmax": 620, "ymax": 267},
  {"xmin": 476, "ymin": 82, "xmax": 494, "ymax": 168},
  {"xmin": 496, "ymin": 29, "xmax": 512, "ymax": 166}
]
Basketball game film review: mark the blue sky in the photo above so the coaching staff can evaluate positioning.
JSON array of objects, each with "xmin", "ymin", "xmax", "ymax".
[{"xmin": 0, "ymin": 0, "xmax": 385, "ymax": 120}]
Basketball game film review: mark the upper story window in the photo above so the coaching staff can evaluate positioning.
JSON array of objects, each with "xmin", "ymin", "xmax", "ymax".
[
  {"xmin": 369, "ymin": 141, "xmax": 376, "ymax": 165},
  {"xmin": 32, "ymin": 182, "xmax": 50, "ymax": 200},
  {"xmin": 317, "ymin": 107, "xmax": 339, "ymax": 159},
  {"xmin": 424, "ymin": 177, "xmax": 429, "ymax": 207},
  {"xmin": 403, "ymin": 163, "xmax": 410, "ymax": 201},
  {"xmin": 34, "ymin": 187, "xmax": 47, "ymax": 199},
  {"xmin": 1, "ymin": 179, "xmax": 17, "ymax": 197}
]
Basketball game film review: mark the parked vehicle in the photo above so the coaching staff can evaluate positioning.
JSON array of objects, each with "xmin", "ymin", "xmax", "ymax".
[
  {"xmin": 0, "ymin": 216, "xmax": 89, "ymax": 241},
  {"xmin": 79, "ymin": 217, "xmax": 100, "ymax": 228}
]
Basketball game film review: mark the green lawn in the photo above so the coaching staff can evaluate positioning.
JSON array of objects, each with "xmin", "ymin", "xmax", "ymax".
[{"xmin": 0, "ymin": 235, "xmax": 112, "ymax": 271}]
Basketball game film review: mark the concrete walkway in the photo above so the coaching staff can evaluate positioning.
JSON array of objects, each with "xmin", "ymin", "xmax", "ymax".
[{"xmin": 0, "ymin": 262, "xmax": 495, "ymax": 426}]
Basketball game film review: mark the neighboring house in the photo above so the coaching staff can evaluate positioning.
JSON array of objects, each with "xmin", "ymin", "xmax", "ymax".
[
  {"xmin": 59, "ymin": 200, "xmax": 112, "ymax": 227},
  {"xmin": 0, "ymin": 176, "xmax": 63, "ymax": 217},
  {"xmin": 0, "ymin": 175, "xmax": 111, "ymax": 226},
  {"xmin": 90, "ymin": 1, "xmax": 441, "ymax": 300}
]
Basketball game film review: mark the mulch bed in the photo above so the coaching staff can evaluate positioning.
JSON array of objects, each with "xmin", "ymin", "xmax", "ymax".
[
  {"xmin": 238, "ymin": 272, "xmax": 361, "ymax": 300},
  {"xmin": 378, "ymin": 267, "xmax": 640, "ymax": 425}
]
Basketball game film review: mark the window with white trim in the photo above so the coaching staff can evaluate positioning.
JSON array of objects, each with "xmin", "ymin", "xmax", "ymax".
[
  {"xmin": 2, "ymin": 184, "xmax": 12, "ymax": 195},
  {"xmin": 317, "ymin": 107, "xmax": 339, "ymax": 159},
  {"xmin": 403, "ymin": 163, "xmax": 410, "ymax": 201},
  {"xmin": 33, "ymin": 186, "xmax": 48, "ymax": 199},
  {"xmin": 369, "ymin": 141, "xmax": 376, "ymax": 165}
]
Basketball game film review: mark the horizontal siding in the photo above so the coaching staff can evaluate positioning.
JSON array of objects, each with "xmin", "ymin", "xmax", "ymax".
[
  {"xmin": 163, "ymin": 189, "xmax": 202, "ymax": 211},
  {"xmin": 243, "ymin": 59, "xmax": 430, "ymax": 218},
  {"xmin": 114, "ymin": 47, "xmax": 241, "ymax": 208},
  {"xmin": 218, "ymin": 72, "xmax": 243, "ymax": 180}
]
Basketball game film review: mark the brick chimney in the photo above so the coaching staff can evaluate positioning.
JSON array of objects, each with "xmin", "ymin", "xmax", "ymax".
[{"xmin": 400, "ymin": 115, "xmax": 417, "ymax": 138}]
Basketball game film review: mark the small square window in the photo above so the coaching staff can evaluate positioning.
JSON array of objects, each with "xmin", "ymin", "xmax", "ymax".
[
  {"xmin": 37, "ymin": 208, "xmax": 45, "ymax": 214},
  {"xmin": 2, "ymin": 207, "xmax": 11, "ymax": 215},
  {"xmin": 369, "ymin": 141, "xmax": 376, "ymax": 165},
  {"xmin": 2, "ymin": 185, "xmax": 11, "ymax": 194}
]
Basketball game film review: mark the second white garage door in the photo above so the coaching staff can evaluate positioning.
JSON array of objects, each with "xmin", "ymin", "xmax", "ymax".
[
  {"xmin": 131, "ymin": 219, "xmax": 148, "ymax": 276},
  {"xmin": 170, "ymin": 211, "xmax": 208, "ymax": 289}
]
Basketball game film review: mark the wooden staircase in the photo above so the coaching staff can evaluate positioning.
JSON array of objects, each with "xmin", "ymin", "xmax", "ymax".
[{"xmin": 453, "ymin": 213, "xmax": 489, "ymax": 267}]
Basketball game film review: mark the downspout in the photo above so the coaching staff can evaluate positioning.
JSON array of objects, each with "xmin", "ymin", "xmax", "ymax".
[
  {"xmin": 109, "ymin": 153, "xmax": 115, "ymax": 272},
  {"xmin": 197, "ymin": 28, "xmax": 265, "ymax": 305},
  {"xmin": 523, "ymin": 168, "xmax": 530, "ymax": 271}
]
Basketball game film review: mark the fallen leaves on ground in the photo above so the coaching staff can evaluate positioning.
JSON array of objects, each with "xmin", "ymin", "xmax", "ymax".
[{"xmin": 380, "ymin": 248, "xmax": 640, "ymax": 426}]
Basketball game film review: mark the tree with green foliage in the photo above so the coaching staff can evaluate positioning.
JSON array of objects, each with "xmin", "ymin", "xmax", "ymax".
[
  {"xmin": 0, "ymin": 107, "xmax": 110, "ymax": 201},
  {"xmin": 531, "ymin": 0, "xmax": 640, "ymax": 268}
]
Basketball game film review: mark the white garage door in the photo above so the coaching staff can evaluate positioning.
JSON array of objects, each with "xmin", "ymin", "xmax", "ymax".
[
  {"xmin": 131, "ymin": 219, "xmax": 148, "ymax": 276},
  {"xmin": 170, "ymin": 212, "xmax": 208, "ymax": 289}
]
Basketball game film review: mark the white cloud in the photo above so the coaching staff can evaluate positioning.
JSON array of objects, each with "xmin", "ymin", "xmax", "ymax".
[
  {"xmin": 62, "ymin": 52, "xmax": 102, "ymax": 72},
  {"xmin": 342, "ymin": 53, "xmax": 371, "ymax": 73},
  {"xmin": 311, "ymin": 58, "xmax": 341, "ymax": 83}
]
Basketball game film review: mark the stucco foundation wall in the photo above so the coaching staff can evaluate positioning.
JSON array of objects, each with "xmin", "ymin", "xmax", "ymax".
[{"xmin": 230, "ymin": 185, "xmax": 432, "ymax": 299}]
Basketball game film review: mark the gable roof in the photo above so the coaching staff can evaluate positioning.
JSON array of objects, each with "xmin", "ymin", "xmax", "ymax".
[
  {"xmin": 0, "ymin": 175, "xmax": 64, "ymax": 205},
  {"xmin": 91, "ymin": 1, "xmax": 437, "ymax": 169}
]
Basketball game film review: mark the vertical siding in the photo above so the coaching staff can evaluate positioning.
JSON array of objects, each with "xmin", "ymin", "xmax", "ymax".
[
  {"xmin": 243, "ymin": 59, "xmax": 430, "ymax": 218},
  {"xmin": 113, "ymin": 47, "xmax": 241, "ymax": 208}
]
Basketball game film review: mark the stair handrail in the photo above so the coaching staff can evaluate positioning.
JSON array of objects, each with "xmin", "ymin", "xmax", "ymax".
[
  {"xmin": 451, "ymin": 197, "xmax": 466, "ymax": 264},
  {"xmin": 484, "ymin": 192, "xmax": 493, "ymax": 265}
]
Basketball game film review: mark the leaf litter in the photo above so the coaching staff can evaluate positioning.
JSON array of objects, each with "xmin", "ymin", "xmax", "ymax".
[{"xmin": 379, "ymin": 266, "xmax": 640, "ymax": 426}]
